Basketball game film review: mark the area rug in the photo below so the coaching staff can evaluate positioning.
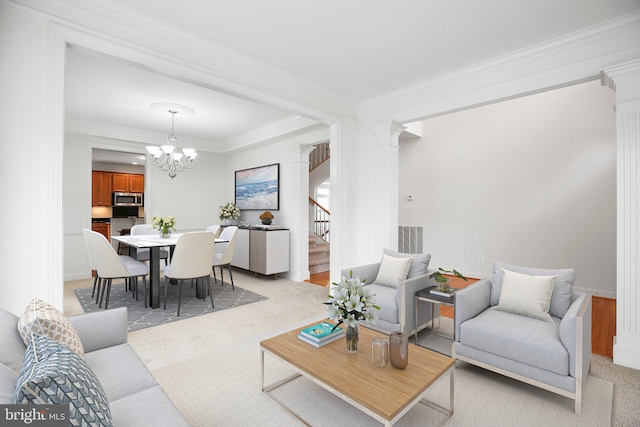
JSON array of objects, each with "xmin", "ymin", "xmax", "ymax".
[
  {"xmin": 139, "ymin": 312, "xmax": 613, "ymax": 426},
  {"xmin": 74, "ymin": 278, "xmax": 268, "ymax": 331}
]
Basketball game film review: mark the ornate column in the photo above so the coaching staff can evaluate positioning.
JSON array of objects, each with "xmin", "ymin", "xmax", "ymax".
[
  {"xmin": 602, "ymin": 60, "xmax": 640, "ymax": 370},
  {"xmin": 370, "ymin": 121, "xmax": 406, "ymax": 251}
]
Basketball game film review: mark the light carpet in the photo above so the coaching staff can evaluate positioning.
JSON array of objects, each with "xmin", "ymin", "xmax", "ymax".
[
  {"xmin": 73, "ymin": 278, "xmax": 267, "ymax": 331},
  {"xmin": 114, "ymin": 271, "xmax": 613, "ymax": 426}
]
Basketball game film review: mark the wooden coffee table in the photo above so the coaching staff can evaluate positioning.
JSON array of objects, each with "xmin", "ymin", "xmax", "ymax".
[{"xmin": 260, "ymin": 322, "xmax": 455, "ymax": 426}]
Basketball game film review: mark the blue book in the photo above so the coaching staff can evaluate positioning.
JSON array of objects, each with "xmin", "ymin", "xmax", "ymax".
[{"xmin": 300, "ymin": 322, "xmax": 344, "ymax": 342}]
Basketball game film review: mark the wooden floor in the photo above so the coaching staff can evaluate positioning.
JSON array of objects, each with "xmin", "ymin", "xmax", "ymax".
[{"xmin": 309, "ymin": 271, "xmax": 616, "ymax": 358}]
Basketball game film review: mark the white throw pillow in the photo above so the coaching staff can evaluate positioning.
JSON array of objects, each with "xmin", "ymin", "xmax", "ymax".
[
  {"xmin": 493, "ymin": 269, "xmax": 557, "ymax": 323},
  {"xmin": 374, "ymin": 254, "xmax": 413, "ymax": 288}
]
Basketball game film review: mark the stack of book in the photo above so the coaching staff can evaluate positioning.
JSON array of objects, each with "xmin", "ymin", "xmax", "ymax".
[
  {"xmin": 297, "ymin": 322, "xmax": 344, "ymax": 347},
  {"xmin": 429, "ymin": 286, "xmax": 459, "ymax": 297}
]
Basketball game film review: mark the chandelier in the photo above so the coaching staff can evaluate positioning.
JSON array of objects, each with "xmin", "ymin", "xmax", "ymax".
[{"xmin": 146, "ymin": 103, "xmax": 197, "ymax": 179}]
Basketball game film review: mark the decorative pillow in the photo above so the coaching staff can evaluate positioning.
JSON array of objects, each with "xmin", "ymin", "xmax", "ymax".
[
  {"xmin": 382, "ymin": 248, "xmax": 431, "ymax": 278},
  {"xmin": 490, "ymin": 261, "xmax": 575, "ymax": 318},
  {"xmin": 17, "ymin": 298, "xmax": 84, "ymax": 357},
  {"xmin": 493, "ymin": 269, "xmax": 557, "ymax": 323},
  {"xmin": 14, "ymin": 334, "xmax": 112, "ymax": 426},
  {"xmin": 374, "ymin": 253, "xmax": 413, "ymax": 288}
]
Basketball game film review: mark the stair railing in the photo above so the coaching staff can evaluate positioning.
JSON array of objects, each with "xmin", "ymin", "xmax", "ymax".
[
  {"xmin": 309, "ymin": 142, "xmax": 330, "ymax": 172},
  {"xmin": 309, "ymin": 197, "xmax": 330, "ymax": 244}
]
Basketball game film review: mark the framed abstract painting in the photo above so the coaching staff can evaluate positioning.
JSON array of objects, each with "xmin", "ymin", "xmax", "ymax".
[{"xmin": 235, "ymin": 163, "xmax": 280, "ymax": 210}]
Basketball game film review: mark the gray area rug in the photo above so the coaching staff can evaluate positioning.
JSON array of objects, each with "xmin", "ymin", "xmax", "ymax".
[{"xmin": 74, "ymin": 278, "xmax": 268, "ymax": 331}]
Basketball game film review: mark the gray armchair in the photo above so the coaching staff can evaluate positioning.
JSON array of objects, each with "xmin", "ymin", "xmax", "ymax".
[
  {"xmin": 453, "ymin": 262, "xmax": 592, "ymax": 414},
  {"xmin": 342, "ymin": 249, "xmax": 439, "ymax": 336}
]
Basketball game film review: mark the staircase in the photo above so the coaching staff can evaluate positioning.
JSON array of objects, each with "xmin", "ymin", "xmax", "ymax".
[{"xmin": 309, "ymin": 235, "xmax": 330, "ymax": 274}]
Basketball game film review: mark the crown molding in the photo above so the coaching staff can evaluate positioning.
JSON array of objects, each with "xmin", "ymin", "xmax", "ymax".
[
  {"xmin": 65, "ymin": 119, "xmax": 220, "ymax": 152},
  {"xmin": 359, "ymin": 10, "xmax": 640, "ymax": 123},
  {"xmin": 8, "ymin": 0, "xmax": 357, "ymax": 122},
  {"xmin": 219, "ymin": 116, "xmax": 324, "ymax": 154}
]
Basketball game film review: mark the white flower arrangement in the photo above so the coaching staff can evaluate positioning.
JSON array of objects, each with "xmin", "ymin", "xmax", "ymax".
[
  {"xmin": 219, "ymin": 202, "xmax": 241, "ymax": 220},
  {"xmin": 325, "ymin": 271, "xmax": 380, "ymax": 331},
  {"xmin": 151, "ymin": 216, "xmax": 176, "ymax": 234}
]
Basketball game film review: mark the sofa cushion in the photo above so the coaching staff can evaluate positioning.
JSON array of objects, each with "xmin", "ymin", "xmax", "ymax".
[
  {"xmin": 110, "ymin": 386, "xmax": 189, "ymax": 427},
  {"xmin": 14, "ymin": 334, "xmax": 112, "ymax": 426},
  {"xmin": 374, "ymin": 254, "xmax": 412, "ymax": 288},
  {"xmin": 491, "ymin": 261, "xmax": 575, "ymax": 318},
  {"xmin": 84, "ymin": 344, "xmax": 159, "ymax": 402},
  {"xmin": 382, "ymin": 249, "xmax": 431, "ymax": 279},
  {"xmin": 365, "ymin": 284, "xmax": 398, "ymax": 324},
  {"xmin": 17, "ymin": 298, "xmax": 84, "ymax": 357},
  {"xmin": 459, "ymin": 309, "xmax": 568, "ymax": 375},
  {"xmin": 0, "ymin": 364, "xmax": 18, "ymax": 404},
  {"xmin": 0, "ymin": 308, "xmax": 28, "ymax": 373},
  {"xmin": 493, "ymin": 269, "xmax": 557, "ymax": 323}
]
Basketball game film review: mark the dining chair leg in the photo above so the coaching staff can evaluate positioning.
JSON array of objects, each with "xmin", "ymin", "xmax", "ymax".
[
  {"xmin": 212, "ymin": 267, "xmax": 217, "ymax": 284},
  {"xmin": 177, "ymin": 280, "xmax": 183, "ymax": 316},
  {"xmin": 91, "ymin": 274, "xmax": 99, "ymax": 298},
  {"xmin": 207, "ymin": 276, "xmax": 215, "ymax": 309},
  {"xmin": 142, "ymin": 276, "xmax": 147, "ymax": 309},
  {"xmin": 95, "ymin": 278, "xmax": 103, "ymax": 304},
  {"xmin": 134, "ymin": 277, "xmax": 139, "ymax": 301},
  {"xmin": 99, "ymin": 278, "xmax": 107, "ymax": 308},
  {"xmin": 226, "ymin": 264, "xmax": 235, "ymax": 290},
  {"xmin": 163, "ymin": 277, "xmax": 169, "ymax": 310},
  {"xmin": 104, "ymin": 279, "xmax": 113, "ymax": 310},
  {"xmin": 220, "ymin": 265, "xmax": 224, "ymax": 287}
]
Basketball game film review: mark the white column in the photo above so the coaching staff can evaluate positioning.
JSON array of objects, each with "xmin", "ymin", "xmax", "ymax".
[
  {"xmin": 370, "ymin": 121, "xmax": 406, "ymax": 251},
  {"xmin": 288, "ymin": 144, "xmax": 317, "ymax": 282},
  {"xmin": 602, "ymin": 60, "xmax": 640, "ymax": 370}
]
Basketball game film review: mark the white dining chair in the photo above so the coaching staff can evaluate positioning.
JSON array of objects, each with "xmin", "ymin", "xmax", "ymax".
[
  {"xmin": 82, "ymin": 229, "xmax": 149, "ymax": 309},
  {"xmin": 130, "ymin": 224, "xmax": 170, "ymax": 265},
  {"xmin": 212, "ymin": 226, "xmax": 238, "ymax": 291},
  {"xmin": 205, "ymin": 224, "xmax": 222, "ymax": 238},
  {"xmin": 163, "ymin": 232, "xmax": 217, "ymax": 316}
]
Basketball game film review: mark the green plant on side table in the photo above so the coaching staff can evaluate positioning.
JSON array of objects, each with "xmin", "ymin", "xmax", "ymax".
[{"xmin": 429, "ymin": 267, "xmax": 468, "ymax": 293}]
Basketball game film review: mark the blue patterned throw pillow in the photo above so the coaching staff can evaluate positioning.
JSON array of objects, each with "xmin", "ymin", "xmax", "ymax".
[{"xmin": 13, "ymin": 334, "xmax": 112, "ymax": 427}]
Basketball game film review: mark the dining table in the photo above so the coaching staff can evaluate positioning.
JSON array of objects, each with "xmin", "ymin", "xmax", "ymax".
[{"xmin": 111, "ymin": 233, "xmax": 227, "ymax": 309}]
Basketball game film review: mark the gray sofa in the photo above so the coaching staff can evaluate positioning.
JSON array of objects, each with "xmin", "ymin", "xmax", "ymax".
[
  {"xmin": 343, "ymin": 249, "xmax": 440, "ymax": 335},
  {"xmin": 453, "ymin": 262, "xmax": 592, "ymax": 414},
  {"xmin": 0, "ymin": 306, "xmax": 189, "ymax": 426}
]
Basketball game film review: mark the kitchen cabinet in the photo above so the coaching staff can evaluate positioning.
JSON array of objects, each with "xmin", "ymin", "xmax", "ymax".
[
  {"xmin": 91, "ymin": 222, "xmax": 111, "ymax": 242},
  {"xmin": 112, "ymin": 173, "xmax": 144, "ymax": 193},
  {"xmin": 232, "ymin": 228, "xmax": 289, "ymax": 277},
  {"xmin": 92, "ymin": 171, "xmax": 112, "ymax": 206}
]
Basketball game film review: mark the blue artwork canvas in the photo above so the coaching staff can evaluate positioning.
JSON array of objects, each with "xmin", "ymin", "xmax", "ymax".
[{"xmin": 235, "ymin": 163, "xmax": 279, "ymax": 210}]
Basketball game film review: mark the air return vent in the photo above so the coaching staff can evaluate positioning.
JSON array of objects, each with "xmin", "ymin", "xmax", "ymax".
[{"xmin": 398, "ymin": 226, "xmax": 423, "ymax": 254}]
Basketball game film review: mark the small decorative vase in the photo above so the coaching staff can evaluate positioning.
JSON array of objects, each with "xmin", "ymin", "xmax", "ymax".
[
  {"xmin": 345, "ymin": 324, "xmax": 360, "ymax": 353},
  {"xmin": 222, "ymin": 218, "xmax": 232, "ymax": 226},
  {"xmin": 160, "ymin": 229, "xmax": 171, "ymax": 238},
  {"xmin": 262, "ymin": 219, "xmax": 272, "ymax": 225},
  {"xmin": 389, "ymin": 331, "xmax": 409, "ymax": 369}
]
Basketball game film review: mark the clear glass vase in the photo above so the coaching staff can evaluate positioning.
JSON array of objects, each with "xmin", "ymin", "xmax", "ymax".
[
  {"xmin": 160, "ymin": 229, "xmax": 171, "ymax": 238},
  {"xmin": 345, "ymin": 323, "xmax": 360, "ymax": 353}
]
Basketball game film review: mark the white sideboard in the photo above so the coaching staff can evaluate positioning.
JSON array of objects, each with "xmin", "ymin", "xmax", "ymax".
[{"xmin": 232, "ymin": 228, "xmax": 289, "ymax": 276}]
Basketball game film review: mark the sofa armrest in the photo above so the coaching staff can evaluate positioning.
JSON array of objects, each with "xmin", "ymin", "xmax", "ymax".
[
  {"xmin": 68, "ymin": 307, "xmax": 128, "ymax": 353},
  {"xmin": 455, "ymin": 278, "xmax": 491, "ymax": 341},
  {"xmin": 341, "ymin": 263, "xmax": 380, "ymax": 285},
  {"xmin": 559, "ymin": 293, "xmax": 591, "ymax": 380},
  {"xmin": 397, "ymin": 269, "xmax": 439, "ymax": 334}
]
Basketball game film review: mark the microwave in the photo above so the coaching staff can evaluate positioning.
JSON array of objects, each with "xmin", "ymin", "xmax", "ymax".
[{"xmin": 112, "ymin": 192, "xmax": 143, "ymax": 207}]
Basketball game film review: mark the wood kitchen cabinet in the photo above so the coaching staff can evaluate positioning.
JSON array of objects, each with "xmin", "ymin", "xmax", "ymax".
[
  {"xmin": 91, "ymin": 222, "xmax": 111, "ymax": 242},
  {"xmin": 112, "ymin": 173, "xmax": 144, "ymax": 193},
  {"xmin": 92, "ymin": 171, "xmax": 112, "ymax": 206}
]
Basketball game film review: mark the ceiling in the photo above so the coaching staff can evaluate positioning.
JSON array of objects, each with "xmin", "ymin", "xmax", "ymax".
[{"xmin": 64, "ymin": 0, "xmax": 640, "ymax": 162}]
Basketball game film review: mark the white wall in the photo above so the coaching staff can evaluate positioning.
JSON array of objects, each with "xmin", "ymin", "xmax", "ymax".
[
  {"xmin": 0, "ymin": 3, "xmax": 55, "ymax": 314},
  {"xmin": 398, "ymin": 80, "xmax": 617, "ymax": 297}
]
